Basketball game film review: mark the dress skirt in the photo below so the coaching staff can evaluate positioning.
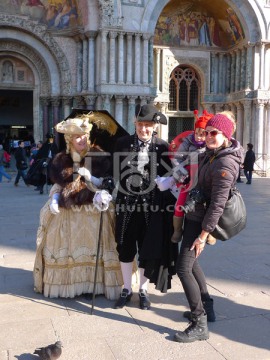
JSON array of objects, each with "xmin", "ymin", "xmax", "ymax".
[{"xmin": 33, "ymin": 201, "xmax": 123, "ymax": 300}]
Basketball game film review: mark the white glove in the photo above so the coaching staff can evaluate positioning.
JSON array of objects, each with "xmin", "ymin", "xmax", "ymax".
[
  {"xmin": 78, "ymin": 167, "xmax": 103, "ymax": 187},
  {"xmin": 155, "ymin": 176, "xmax": 176, "ymax": 191},
  {"xmin": 49, "ymin": 193, "xmax": 60, "ymax": 215},
  {"xmin": 93, "ymin": 190, "xmax": 112, "ymax": 211}
]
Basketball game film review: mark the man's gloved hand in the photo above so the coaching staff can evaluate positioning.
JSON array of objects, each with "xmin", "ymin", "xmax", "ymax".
[
  {"xmin": 155, "ymin": 176, "xmax": 176, "ymax": 191},
  {"xmin": 78, "ymin": 167, "xmax": 103, "ymax": 187},
  {"xmin": 49, "ymin": 193, "xmax": 60, "ymax": 215},
  {"xmin": 93, "ymin": 190, "xmax": 113, "ymax": 211}
]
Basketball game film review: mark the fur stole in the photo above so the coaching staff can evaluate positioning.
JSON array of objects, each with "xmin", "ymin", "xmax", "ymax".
[{"xmin": 50, "ymin": 151, "xmax": 94, "ymax": 209}]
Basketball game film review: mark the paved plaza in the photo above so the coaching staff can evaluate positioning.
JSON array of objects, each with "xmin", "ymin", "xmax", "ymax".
[{"xmin": 0, "ymin": 168, "xmax": 270, "ymax": 360}]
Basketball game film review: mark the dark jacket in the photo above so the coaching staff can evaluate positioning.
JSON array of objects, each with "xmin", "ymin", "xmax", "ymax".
[
  {"xmin": 186, "ymin": 139, "xmax": 244, "ymax": 233},
  {"xmin": 14, "ymin": 147, "xmax": 28, "ymax": 170},
  {"xmin": 114, "ymin": 133, "xmax": 178, "ymax": 292},
  {"xmin": 243, "ymin": 149, "xmax": 256, "ymax": 171}
]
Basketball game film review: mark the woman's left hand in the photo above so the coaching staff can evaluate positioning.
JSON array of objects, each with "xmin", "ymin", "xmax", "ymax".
[{"xmin": 190, "ymin": 237, "xmax": 206, "ymax": 258}]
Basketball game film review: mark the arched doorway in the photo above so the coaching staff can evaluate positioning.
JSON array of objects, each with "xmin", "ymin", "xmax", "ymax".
[{"xmin": 0, "ymin": 56, "xmax": 34, "ymax": 150}]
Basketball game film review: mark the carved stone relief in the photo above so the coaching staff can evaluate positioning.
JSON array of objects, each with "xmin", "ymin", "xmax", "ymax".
[
  {"xmin": 0, "ymin": 14, "xmax": 71, "ymax": 95},
  {"xmin": 0, "ymin": 41, "xmax": 50, "ymax": 95},
  {"xmin": 98, "ymin": 0, "xmax": 123, "ymax": 27}
]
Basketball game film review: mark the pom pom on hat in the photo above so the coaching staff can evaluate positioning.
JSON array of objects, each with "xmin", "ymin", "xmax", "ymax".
[
  {"xmin": 206, "ymin": 113, "xmax": 235, "ymax": 140},
  {"xmin": 194, "ymin": 109, "xmax": 214, "ymax": 130}
]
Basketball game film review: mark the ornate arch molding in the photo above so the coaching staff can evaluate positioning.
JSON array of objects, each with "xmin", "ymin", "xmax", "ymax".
[
  {"xmin": 141, "ymin": 0, "xmax": 263, "ymax": 42},
  {"xmin": 0, "ymin": 40, "xmax": 50, "ymax": 96},
  {"xmin": 0, "ymin": 14, "xmax": 71, "ymax": 95}
]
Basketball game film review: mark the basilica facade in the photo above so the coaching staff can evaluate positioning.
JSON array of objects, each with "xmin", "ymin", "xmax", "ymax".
[{"xmin": 0, "ymin": 0, "xmax": 270, "ymax": 174}]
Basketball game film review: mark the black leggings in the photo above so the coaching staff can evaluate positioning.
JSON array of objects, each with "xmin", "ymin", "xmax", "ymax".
[{"xmin": 176, "ymin": 219, "xmax": 210, "ymax": 317}]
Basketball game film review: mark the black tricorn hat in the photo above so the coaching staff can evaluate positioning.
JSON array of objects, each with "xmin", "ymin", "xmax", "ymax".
[
  {"xmin": 58, "ymin": 109, "xmax": 129, "ymax": 153},
  {"xmin": 135, "ymin": 104, "xmax": 167, "ymax": 125}
]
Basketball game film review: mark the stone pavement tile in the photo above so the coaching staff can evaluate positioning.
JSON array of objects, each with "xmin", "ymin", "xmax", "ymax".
[
  {"xmin": 0, "ymin": 296, "xmax": 68, "ymax": 326},
  {"xmin": 0, "ymin": 352, "xmax": 7, "ymax": 360},
  {"xmin": 106, "ymin": 331, "xmax": 224, "ymax": 360},
  {"xmin": 207, "ymin": 316, "xmax": 270, "ymax": 360},
  {"xmin": 0, "ymin": 318, "xmax": 58, "ymax": 351}
]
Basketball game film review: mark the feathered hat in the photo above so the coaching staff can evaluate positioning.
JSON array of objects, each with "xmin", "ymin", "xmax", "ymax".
[
  {"xmin": 194, "ymin": 109, "xmax": 214, "ymax": 130},
  {"xmin": 55, "ymin": 111, "xmax": 118, "ymax": 136}
]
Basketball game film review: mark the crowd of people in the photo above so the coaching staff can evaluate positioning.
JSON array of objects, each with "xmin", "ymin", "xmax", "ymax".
[{"xmin": 0, "ymin": 105, "xmax": 255, "ymax": 343}]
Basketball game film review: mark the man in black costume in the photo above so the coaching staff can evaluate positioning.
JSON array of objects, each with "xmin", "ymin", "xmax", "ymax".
[
  {"xmin": 34, "ymin": 133, "xmax": 59, "ymax": 194},
  {"xmin": 114, "ymin": 104, "xmax": 178, "ymax": 310}
]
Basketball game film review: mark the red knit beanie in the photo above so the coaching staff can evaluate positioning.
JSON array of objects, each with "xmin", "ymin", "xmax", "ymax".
[
  {"xmin": 206, "ymin": 114, "xmax": 234, "ymax": 140},
  {"xmin": 194, "ymin": 110, "xmax": 214, "ymax": 130}
]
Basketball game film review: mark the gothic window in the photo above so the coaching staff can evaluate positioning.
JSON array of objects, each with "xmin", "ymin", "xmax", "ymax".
[{"xmin": 168, "ymin": 66, "xmax": 200, "ymax": 111}]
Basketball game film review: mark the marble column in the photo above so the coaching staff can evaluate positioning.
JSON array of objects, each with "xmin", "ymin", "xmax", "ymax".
[
  {"xmin": 84, "ymin": 95, "xmax": 97, "ymax": 110},
  {"xmin": 118, "ymin": 32, "xmax": 124, "ymax": 84},
  {"xmin": 265, "ymin": 102, "xmax": 270, "ymax": 174},
  {"xmin": 76, "ymin": 37, "xmax": 83, "ymax": 93},
  {"xmin": 148, "ymin": 36, "xmax": 154, "ymax": 87},
  {"xmin": 41, "ymin": 97, "xmax": 49, "ymax": 141},
  {"xmin": 142, "ymin": 34, "xmax": 149, "ymax": 85},
  {"xmin": 51, "ymin": 98, "xmax": 60, "ymax": 145},
  {"xmin": 101, "ymin": 94, "xmax": 111, "ymax": 113},
  {"xmin": 210, "ymin": 53, "xmax": 215, "ymax": 93},
  {"xmin": 62, "ymin": 97, "xmax": 72, "ymax": 118},
  {"xmin": 100, "ymin": 31, "xmax": 108, "ymax": 84},
  {"xmin": 230, "ymin": 52, "xmax": 236, "ymax": 93},
  {"xmin": 225, "ymin": 54, "xmax": 231, "ymax": 93},
  {"xmin": 134, "ymin": 33, "xmax": 141, "ymax": 85},
  {"xmin": 109, "ymin": 31, "xmax": 117, "ymax": 84},
  {"xmin": 240, "ymin": 47, "xmax": 246, "ymax": 90},
  {"xmin": 126, "ymin": 33, "xmax": 133, "ymax": 84},
  {"xmin": 259, "ymin": 43, "xmax": 265, "ymax": 89},
  {"xmin": 255, "ymin": 100, "xmax": 265, "ymax": 158},
  {"xmin": 86, "ymin": 31, "xmax": 96, "ymax": 92},
  {"xmin": 218, "ymin": 53, "xmax": 224, "ymax": 94},
  {"xmin": 115, "ymin": 95, "xmax": 124, "ymax": 126},
  {"xmin": 235, "ymin": 102, "xmax": 243, "ymax": 144},
  {"xmin": 235, "ymin": 50, "xmax": 240, "ymax": 92},
  {"xmin": 245, "ymin": 44, "xmax": 253, "ymax": 90},
  {"xmin": 82, "ymin": 36, "xmax": 88, "ymax": 91},
  {"xmin": 242, "ymin": 100, "xmax": 251, "ymax": 146},
  {"xmin": 154, "ymin": 48, "xmax": 161, "ymax": 92},
  {"xmin": 127, "ymin": 95, "xmax": 137, "ymax": 134}
]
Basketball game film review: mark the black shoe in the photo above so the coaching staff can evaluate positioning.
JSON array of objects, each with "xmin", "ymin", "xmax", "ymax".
[
  {"xmin": 40, "ymin": 189, "xmax": 44, "ymax": 194},
  {"xmin": 138, "ymin": 289, "xmax": 151, "ymax": 310},
  {"xmin": 246, "ymin": 181, "xmax": 251, "ymax": 184},
  {"xmin": 114, "ymin": 288, "xmax": 133, "ymax": 309},
  {"xmin": 237, "ymin": 180, "xmax": 243, "ymax": 183},
  {"xmin": 14, "ymin": 183, "xmax": 18, "ymax": 187},
  {"xmin": 174, "ymin": 313, "xmax": 209, "ymax": 343}
]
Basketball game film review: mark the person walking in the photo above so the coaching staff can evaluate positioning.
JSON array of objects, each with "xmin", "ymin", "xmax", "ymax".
[
  {"xmin": 34, "ymin": 134, "xmax": 59, "ymax": 194},
  {"xmin": 113, "ymin": 104, "xmax": 178, "ymax": 310},
  {"xmin": 0, "ymin": 144, "xmax": 12, "ymax": 183},
  {"xmin": 14, "ymin": 140, "xmax": 29, "ymax": 186},
  {"xmin": 243, "ymin": 143, "xmax": 256, "ymax": 184},
  {"xmin": 173, "ymin": 113, "xmax": 244, "ymax": 343}
]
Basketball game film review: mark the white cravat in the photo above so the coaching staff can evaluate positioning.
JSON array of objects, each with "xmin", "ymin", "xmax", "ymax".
[{"xmin": 137, "ymin": 141, "xmax": 149, "ymax": 174}]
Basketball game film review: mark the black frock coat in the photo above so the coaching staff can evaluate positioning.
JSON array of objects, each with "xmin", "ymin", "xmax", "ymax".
[{"xmin": 114, "ymin": 133, "xmax": 178, "ymax": 292}]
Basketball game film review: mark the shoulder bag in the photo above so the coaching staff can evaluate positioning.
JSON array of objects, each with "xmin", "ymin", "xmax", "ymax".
[{"xmin": 210, "ymin": 187, "xmax": 247, "ymax": 241}]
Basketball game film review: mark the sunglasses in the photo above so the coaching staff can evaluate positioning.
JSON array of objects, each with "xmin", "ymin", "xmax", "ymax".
[{"xmin": 203, "ymin": 130, "xmax": 223, "ymax": 137}]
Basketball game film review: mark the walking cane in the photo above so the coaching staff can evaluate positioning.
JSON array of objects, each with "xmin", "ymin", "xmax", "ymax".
[{"xmin": 91, "ymin": 210, "xmax": 103, "ymax": 315}]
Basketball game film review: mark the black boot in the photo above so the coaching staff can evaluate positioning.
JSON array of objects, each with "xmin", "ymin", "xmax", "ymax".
[
  {"xmin": 183, "ymin": 298, "xmax": 216, "ymax": 322},
  {"xmin": 174, "ymin": 313, "xmax": 209, "ymax": 343}
]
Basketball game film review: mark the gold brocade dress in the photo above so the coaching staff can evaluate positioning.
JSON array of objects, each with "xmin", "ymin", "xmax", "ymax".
[{"xmin": 33, "ymin": 149, "xmax": 123, "ymax": 300}]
